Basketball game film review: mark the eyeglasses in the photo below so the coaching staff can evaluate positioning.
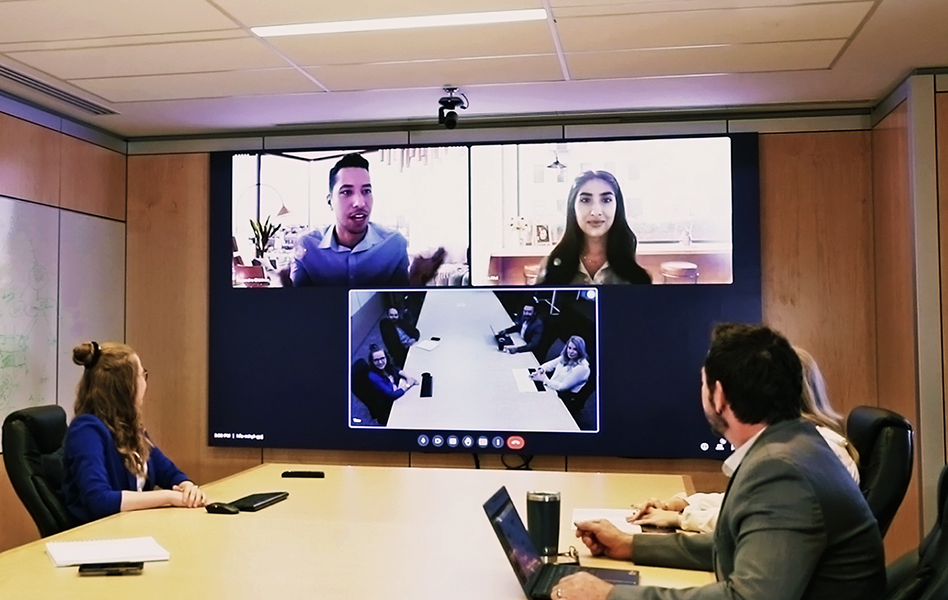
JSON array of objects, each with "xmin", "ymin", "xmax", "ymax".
[
  {"xmin": 372, "ymin": 357, "xmax": 386, "ymax": 364},
  {"xmin": 142, "ymin": 369, "xmax": 149, "ymax": 382}
]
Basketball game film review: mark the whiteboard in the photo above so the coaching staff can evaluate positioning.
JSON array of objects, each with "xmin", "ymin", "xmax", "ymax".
[
  {"xmin": 57, "ymin": 211, "xmax": 126, "ymax": 417},
  {"xmin": 0, "ymin": 197, "xmax": 59, "ymax": 428},
  {"xmin": 0, "ymin": 195, "xmax": 126, "ymax": 443}
]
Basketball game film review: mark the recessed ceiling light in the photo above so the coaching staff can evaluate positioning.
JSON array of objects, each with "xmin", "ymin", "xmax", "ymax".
[{"xmin": 251, "ymin": 9, "xmax": 548, "ymax": 38}]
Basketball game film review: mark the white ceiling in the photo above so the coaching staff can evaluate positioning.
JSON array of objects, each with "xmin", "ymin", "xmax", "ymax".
[{"xmin": 0, "ymin": 0, "xmax": 945, "ymax": 139}]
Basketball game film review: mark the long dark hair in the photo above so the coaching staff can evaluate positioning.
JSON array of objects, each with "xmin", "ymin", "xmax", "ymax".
[{"xmin": 539, "ymin": 171, "xmax": 651, "ymax": 285}]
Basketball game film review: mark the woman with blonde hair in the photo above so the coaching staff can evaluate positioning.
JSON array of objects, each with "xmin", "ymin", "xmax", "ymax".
[
  {"xmin": 62, "ymin": 341, "xmax": 206, "ymax": 524},
  {"xmin": 628, "ymin": 347, "xmax": 859, "ymax": 533}
]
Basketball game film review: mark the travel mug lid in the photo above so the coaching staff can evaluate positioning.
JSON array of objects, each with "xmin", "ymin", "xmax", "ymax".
[{"xmin": 526, "ymin": 491, "xmax": 561, "ymax": 502}]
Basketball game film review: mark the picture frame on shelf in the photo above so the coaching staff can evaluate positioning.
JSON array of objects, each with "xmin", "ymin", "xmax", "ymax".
[{"xmin": 535, "ymin": 223, "xmax": 551, "ymax": 245}]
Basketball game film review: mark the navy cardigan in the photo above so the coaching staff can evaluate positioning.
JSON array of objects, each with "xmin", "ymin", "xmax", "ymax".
[{"xmin": 62, "ymin": 414, "xmax": 189, "ymax": 524}]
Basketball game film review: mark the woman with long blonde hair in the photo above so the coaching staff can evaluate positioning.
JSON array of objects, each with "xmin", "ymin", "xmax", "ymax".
[{"xmin": 62, "ymin": 341, "xmax": 206, "ymax": 523}]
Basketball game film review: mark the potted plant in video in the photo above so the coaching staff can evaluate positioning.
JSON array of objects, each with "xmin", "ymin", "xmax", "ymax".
[{"xmin": 250, "ymin": 216, "xmax": 281, "ymax": 259}]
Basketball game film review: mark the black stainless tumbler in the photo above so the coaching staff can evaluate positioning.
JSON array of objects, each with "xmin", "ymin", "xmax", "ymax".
[{"xmin": 526, "ymin": 491, "xmax": 561, "ymax": 560}]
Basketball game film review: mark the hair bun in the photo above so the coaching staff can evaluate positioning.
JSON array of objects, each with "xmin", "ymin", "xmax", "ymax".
[{"xmin": 72, "ymin": 341, "xmax": 101, "ymax": 368}]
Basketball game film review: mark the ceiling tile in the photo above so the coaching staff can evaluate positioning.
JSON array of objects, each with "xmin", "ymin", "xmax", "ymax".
[
  {"xmin": 0, "ymin": 0, "xmax": 239, "ymax": 43},
  {"xmin": 268, "ymin": 21, "xmax": 555, "ymax": 66},
  {"xmin": 9, "ymin": 37, "xmax": 285, "ymax": 80},
  {"xmin": 213, "ymin": 0, "xmax": 542, "ymax": 28},
  {"xmin": 555, "ymin": 2, "xmax": 872, "ymax": 52},
  {"xmin": 307, "ymin": 55, "xmax": 563, "ymax": 91},
  {"xmin": 567, "ymin": 39, "xmax": 845, "ymax": 80},
  {"xmin": 70, "ymin": 68, "xmax": 321, "ymax": 103},
  {"xmin": 551, "ymin": 0, "xmax": 870, "ymax": 17},
  {"xmin": 0, "ymin": 30, "xmax": 247, "ymax": 53}
]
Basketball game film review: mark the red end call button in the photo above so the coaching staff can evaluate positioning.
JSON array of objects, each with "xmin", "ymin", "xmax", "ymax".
[{"xmin": 506, "ymin": 436, "xmax": 525, "ymax": 450}]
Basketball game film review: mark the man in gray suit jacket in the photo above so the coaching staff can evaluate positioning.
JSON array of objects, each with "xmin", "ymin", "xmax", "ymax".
[{"xmin": 554, "ymin": 323, "xmax": 885, "ymax": 600}]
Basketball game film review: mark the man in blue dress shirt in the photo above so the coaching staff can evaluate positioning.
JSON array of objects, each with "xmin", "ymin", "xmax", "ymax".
[{"xmin": 290, "ymin": 153, "xmax": 443, "ymax": 287}]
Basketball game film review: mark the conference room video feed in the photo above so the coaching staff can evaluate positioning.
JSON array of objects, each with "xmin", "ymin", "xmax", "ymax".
[
  {"xmin": 348, "ymin": 287, "xmax": 599, "ymax": 433},
  {"xmin": 469, "ymin": 137, "xmax": 733, "ymax": 286},
  {"xmin": 231, "ymin": 148, "xmax": 470, "ymax": 288}
]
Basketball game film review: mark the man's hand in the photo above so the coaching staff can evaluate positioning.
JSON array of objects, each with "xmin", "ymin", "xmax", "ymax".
[
  {"xmin": 552, "ymin": 572, "xmax": 615, "ymax": 600},
  {"xmin": 574, "ymin": 519, "xmax": 634, "ymax": 560},
  {"xmin": 408, "ymin": 247, "xmax": 447, "ymax": 286},
  {"xmin": 505, "ymin": 346, "xmax": 518, "ymax": 354}
]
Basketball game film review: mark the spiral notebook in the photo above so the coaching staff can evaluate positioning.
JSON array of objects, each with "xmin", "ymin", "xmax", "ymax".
[{"xmin": 45, "ymin": 536, "xmax": 170, "ymax": 567}]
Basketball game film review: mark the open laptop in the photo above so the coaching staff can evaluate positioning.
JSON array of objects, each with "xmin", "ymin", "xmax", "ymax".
[{"xmin": 483, "ymin": 486, "xmax": 639, "ymax": 599}]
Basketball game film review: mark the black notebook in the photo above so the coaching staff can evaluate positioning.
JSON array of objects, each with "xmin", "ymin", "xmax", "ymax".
[{"xmin": 230, "ymin": 491, "xmax": 288, "ymax": 512}]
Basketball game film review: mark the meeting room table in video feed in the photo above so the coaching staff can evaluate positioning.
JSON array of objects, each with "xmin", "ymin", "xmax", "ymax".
[{"xmin": 384, "ymin": 289, "xmax": 581, "ymax": 431}]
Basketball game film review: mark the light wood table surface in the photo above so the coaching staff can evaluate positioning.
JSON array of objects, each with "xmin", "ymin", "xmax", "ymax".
[{"xmin": 0, "ymin": 464, "xmax": 714, "ymax": 599}]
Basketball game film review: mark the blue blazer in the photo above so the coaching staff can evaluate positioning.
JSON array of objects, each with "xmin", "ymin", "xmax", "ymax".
[{"xmin": 62, "ymin": 414, "xmax": 189, "ymax": 524}]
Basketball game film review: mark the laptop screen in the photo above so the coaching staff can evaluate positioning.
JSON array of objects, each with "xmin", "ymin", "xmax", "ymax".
[{"xmin": 484, "ymin": 487, "xmax": 544, "ymax": 589}]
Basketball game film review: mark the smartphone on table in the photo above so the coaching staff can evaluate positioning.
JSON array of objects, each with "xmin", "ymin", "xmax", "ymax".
[{"xmin": 78, "ymin": 561, "xmax": 144, "ymax": 576}]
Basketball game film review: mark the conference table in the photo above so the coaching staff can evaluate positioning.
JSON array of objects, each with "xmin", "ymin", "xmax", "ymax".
[
  {"xmin": 387, "ymin": 289, "xmax": 579, "ymax": 431},
  {"xmin": 0, "ymin": 464, "xmax": 714, "ymax": 599}
]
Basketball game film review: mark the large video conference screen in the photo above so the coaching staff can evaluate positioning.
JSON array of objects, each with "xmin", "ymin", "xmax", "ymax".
[{"xmin": 208, "ymin": 134, "xmax": 761, "ymax": 459}]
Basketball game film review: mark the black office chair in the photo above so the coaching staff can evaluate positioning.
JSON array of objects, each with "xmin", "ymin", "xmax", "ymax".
[
  {"xmin": 545, "ymin": 338, "xmax": 565, "ymax": 363},
  {"xmin": 882, "ymin": 464, "xmax": 948, "ymax": 600},
  {"xmin": 2, "ymin": 405, "xmax": 77, "ymax": 537},
  {"xmin": 558, "ymin": 367, "xmax": 596, "ymax": 430},
  {"xmin": 846, "ymin": 405, "xmax": 914, "ymax": 536}
]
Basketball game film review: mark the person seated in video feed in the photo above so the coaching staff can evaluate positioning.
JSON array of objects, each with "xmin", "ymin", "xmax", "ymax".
[
  {"xmin": 379, "ymin": 307, "xmax": 419, "ymax": 368},
  {"xmin": 290, "ymin": 153, "xmax": 445, "ymax": 287},
  {"xmin": 531, "ymin": 335, "xmax": 590, "ymax": 394},
  {"xmin": 495, "ymin": 302, "xmax": 544, "ymax": 356},
  {"xmin": 537, "ymin": 171, "xmax": 652, "ymax": 285},
  {"xmin": 364, "ymin": 344, "xmax": 418, "ymax": 420}
]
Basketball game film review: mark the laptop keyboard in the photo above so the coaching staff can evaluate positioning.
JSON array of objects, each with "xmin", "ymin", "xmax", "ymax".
[{"xmin": 533, "ymin": 564, "xmax": 586, "ymax": 598}]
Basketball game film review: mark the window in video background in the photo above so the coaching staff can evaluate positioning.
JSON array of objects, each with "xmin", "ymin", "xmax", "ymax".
[
  {"xmin": 470, "ymin": 137, "xmax": 733, "ymax": 286},
  {"xmin": 348, "ymin": 287, "xmax": 599, "ymax": 433},
  {"xmin": 232, "ymin": 148, "xmax": 470, "ymax": 288}
]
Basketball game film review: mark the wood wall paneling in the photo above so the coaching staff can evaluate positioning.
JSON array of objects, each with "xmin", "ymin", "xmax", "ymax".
[
  {"xmin": 126, "ymin": 154, "xmax": 259, "ymax": 487},
  {"xmin": 566, "ymin": 457, "xmax": 729, "ymax": 495},
  {"xmin": 409, "ymin": 453, "xmax": 566, "ymax": 471},
  {"xmin": 0, "ymin": 112, "xmax": 60, "ymax": 206},
  {"xmin": 59, "ymin": 135, "xmax": 126, "ymax": 221},
  {"xmin": 263, "ymin": 448, "xmax": 410, "ymax": 468},
  {"xmin": 759, "ymin": 131, "xmax": 877, "ymax": 422},
  {"xmin": 937, "ymin": 92, "xmax": 948, "ymax": 464},
  {"xmin": 0, "ymin": 461, "xmax": 40, "ymax": 553},
  {"xmin": 872, "ymin": 102, "xmax": 922, "ymax": 560}
]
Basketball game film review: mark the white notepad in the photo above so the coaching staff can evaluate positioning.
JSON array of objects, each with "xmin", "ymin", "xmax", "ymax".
[
  {"xmin": 513, "ymin": 368, "xmax": 542, "ymax": 393},
  {"xmin": 571, "ymin": 508, "xmax": 643, "ymax": 534},
  {"xmin": 45, "ymin": 536, "xmax": 170, "ymax": 567},
  {"xmin": 414, "ymin": 339, "xmax": 440, "ymax": 351}
]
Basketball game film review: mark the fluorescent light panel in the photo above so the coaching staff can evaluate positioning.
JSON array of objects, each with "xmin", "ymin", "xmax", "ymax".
[{"xmin": 252, "ymin": 9, "xmax": 548, "ymax": 38}]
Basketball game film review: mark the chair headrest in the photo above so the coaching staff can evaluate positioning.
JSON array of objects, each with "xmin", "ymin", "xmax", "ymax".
[
  {"xmin": 846, "ymin": 405, "xmax": 912, "ymax": 456},
  {"xmin": 2, "ymin": 405, "xmax": 67, "ymax": 454}
]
